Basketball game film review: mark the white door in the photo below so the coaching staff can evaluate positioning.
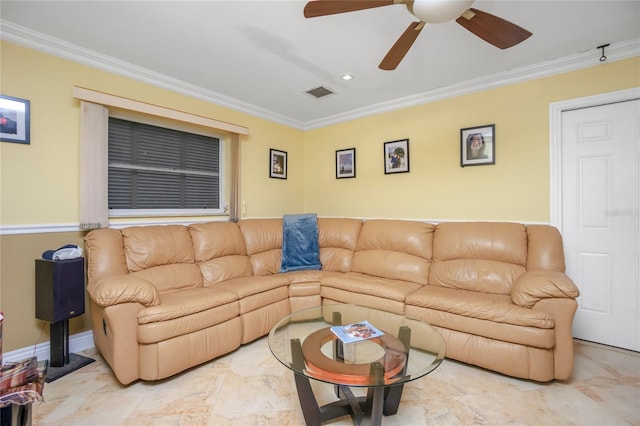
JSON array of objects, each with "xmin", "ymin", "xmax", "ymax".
[{"xmin": 561, "ymin": 99, "xmax": 640, "ymax": 351}]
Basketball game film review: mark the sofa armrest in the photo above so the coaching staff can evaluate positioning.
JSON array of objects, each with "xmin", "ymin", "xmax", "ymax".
[
  {"xmin": 511, "ymin": 270, "xmax": 580, "ymax": 308},
  {"xmin": 88, "ymin": 274, "xmax": 160, "ymax": 307},
  {"xmin": 531, "ymin": 298, "xmax": 578, "ymax": 380}
]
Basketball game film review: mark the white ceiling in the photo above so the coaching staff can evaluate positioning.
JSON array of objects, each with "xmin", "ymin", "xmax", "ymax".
[{"xmin": 1, "ymin": 1, "xmax": 639, "ymax": 129}]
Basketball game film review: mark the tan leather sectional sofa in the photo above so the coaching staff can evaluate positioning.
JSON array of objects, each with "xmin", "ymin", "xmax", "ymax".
[{"xmin": 85, "ymin": 218, "xmax": 580, "ymax": 385}]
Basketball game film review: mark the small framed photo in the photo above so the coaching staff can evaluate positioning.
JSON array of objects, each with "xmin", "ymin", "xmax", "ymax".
[
  {"xmin": 270, "ymin": 148, "xmax": 287, "ymax": 179},
  {"xmin": 384, "ymin": 139, "xmax": 409, "ymax": 174},
  {"xmin": 460, "ymin": 124, "xmax": 495, "ymax": 167},
  {"xmin": 336, "ymin": 148, "xmax": 356, "ymax": 179},
  {"xmin": 0, "ymin": 95, "xmax": 30, "ymax": 145}
]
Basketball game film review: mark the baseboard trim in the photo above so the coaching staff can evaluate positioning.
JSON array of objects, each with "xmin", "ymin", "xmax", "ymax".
[{"xmin": 3, "ymin": 330, "xmax": 95, "ymax": 363}]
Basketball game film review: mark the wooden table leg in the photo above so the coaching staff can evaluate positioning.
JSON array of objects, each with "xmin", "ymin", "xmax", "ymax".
[
  {"xmin": 384, "ymin": 325, "xmax": 411, "ymax": 416},
  {"xmin": 364, "ymin": 362, "xmax": 385, "ymax": 426},
  {"xmin": 291, "ymin": 338, "xmax": 323, "ymax": 426},
  {"xmin": 332, "ymin": 311, "xmax": 344, "ymax": 398},
  {"xmin": 291, "ymin": 338, "xmax": 368, "ymax": 426}
]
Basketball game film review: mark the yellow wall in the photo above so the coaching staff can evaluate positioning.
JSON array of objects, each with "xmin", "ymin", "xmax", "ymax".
[
  {"xmin": 0, "ymin": 41, "xmax": 304, "ymax": 351},
  {"xmin": 0, "ymin": 40, "xmax": 638, "ymax": 352},
  {"xmin": 0, "ymin": 42, "xmax": 305, "ymax": 225},
  {"xmin": 0, "ymin": 232, "xmax": 91, "ymax": 347},
  {"xmin": 303, "ymin": 57, "xmax": 640, "ymax": 221}
]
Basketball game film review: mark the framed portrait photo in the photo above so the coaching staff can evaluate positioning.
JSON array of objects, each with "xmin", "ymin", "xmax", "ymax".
[
  {"xmin": 384, "ymin": 139, "xmax": 409, "ymax": 174},
  {"xmin": 0, "ymin": 95, "xmax": 30, "ymax": 145},
  {"xmin": 460, "ymin": 124, "xmax": 495, "ymax": 167},
  {"xmin": 336, "ymin": 148, "xmax": 356, "ymax": 179},
  {"xmin": 269, "ymin": 148, "xmax": 287, "ymax": 179}
]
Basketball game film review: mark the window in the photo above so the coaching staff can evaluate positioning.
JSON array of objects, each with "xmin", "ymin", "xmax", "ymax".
[
  {"xmin": 108, "ymin": 117, "xmax": 223, "ymax": 216},
  {"xmin": 76, "ymin": 88, "xmax": 247, "ymax": 229}
]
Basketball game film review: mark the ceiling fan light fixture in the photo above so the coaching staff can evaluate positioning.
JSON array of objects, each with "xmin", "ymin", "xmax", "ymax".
[
  {"xmin": 303, "ymin": 0, "xmax": 532, "ymax": 70},
  {"xmin": 411, "ymin": 0, "xmax": 474, "ymax": 23}
]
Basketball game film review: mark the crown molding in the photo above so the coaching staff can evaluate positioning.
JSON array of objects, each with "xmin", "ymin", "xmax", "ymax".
[
  {"xmin": 1, "ymin": 20, "xmax": 638, "ymax": 131},
  {"xmin": 0, "ymin": 20, "xmax": 305, "ymax": 129},
  {"xmin": 304, "ymin": 38, "xmax": 640, "ymax": 129}
]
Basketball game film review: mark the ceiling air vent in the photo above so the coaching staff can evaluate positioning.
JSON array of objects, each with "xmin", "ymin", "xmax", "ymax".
[{"xmin": 306, "ymin": 86, "xmax": 334, "ymax": 99}]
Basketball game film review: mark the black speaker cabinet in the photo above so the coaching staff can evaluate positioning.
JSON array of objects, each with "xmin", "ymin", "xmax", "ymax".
[{"xmin": 35, "ymin": 258, "xmax": 85, "ymax": 323}]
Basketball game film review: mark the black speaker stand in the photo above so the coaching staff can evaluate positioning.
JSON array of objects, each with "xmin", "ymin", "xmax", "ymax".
[{"xmin": 45, "ymin": 320, "xmax": 95, "ymax": 383}]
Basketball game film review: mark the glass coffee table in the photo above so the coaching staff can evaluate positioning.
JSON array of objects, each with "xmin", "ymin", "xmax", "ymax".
[{"xmin": 268, "ymin": 304, "xmax": 446, "ymax": 426}]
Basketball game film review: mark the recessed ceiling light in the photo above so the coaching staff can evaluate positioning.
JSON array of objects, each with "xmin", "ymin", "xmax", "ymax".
[{"xmin": 341, "ymin": 74, "xmax": 353, "ymax": 81}]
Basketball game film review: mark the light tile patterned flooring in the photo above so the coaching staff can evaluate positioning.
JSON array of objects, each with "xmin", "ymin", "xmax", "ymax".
[{"xmin": 33, "ymin": 338, "xmax": 639, "ymax": 425}]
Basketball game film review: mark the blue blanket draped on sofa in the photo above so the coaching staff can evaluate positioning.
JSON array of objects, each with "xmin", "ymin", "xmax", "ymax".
[{"xmin": 280, "ymin": 213, "xmax": 321, "ymax": 272}]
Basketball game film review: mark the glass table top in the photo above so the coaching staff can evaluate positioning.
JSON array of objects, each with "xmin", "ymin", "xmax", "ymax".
[{"xmin": 268, "ymin": 304, "xmax": 446, "ymax": 388}]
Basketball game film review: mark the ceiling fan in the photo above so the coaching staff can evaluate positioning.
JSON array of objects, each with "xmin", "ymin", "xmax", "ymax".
[{"xmin": 303, "ymin": 0, "xmax": 532, "ymax": 70}]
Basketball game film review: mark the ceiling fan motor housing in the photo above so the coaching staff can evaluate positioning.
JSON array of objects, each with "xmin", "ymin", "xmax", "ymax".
[{"xmin": 410, "ymin": 0, "xmax": 475, "ymax": 23}]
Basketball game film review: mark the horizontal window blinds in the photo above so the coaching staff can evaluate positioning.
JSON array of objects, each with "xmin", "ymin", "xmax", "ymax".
[{"xmin": 108, "ymin": 118, "xmax": 220, "ymax": 210}]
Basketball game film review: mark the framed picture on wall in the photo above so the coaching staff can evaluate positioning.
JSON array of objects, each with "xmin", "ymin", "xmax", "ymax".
[
  {"xmin": 460, "ymin": 124, "xmax": 495, "ymax": 167},
  {"xmin": 0, "ymin": 95, "xmax": 30, "ymax": 145},
  {"xmin": 270, "ymin": 148, "xmax": 287, "ymax": 179},
  {"xmin": 384, "ymin": 139, "xmax": 409, "ymax": 174},
  {"xmin": 336, "ymin": 148, "xmax": 356, "ymax": 179}
]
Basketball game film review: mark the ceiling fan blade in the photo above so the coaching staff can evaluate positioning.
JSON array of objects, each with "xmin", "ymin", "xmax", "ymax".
[
  {"xmin": 456, "ymin": 8, "xmax": 532, "ymax": 49},
  {"xmin": 304, "ymin": 0, "xmax": 396, "ymax": 18},
  {"xmin": 379, "ymin": 21, "xmax": 424, "ymax": 70}
]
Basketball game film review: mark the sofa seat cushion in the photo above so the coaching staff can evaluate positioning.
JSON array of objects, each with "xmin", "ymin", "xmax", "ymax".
[
  {"xmin": 138, "ymin": 288, "xmax": 238, "ymax": 325},
  {"xmin": 210, "ymin": 275, "xmax": 289, "ymax": 298},
  {"xmin": 406, "ymin": 284, "xmax": 556, "ymax": 349},
  {"xmin": 406, "ymin": 285, "xmax": 554, "ymax": 328},
  {"xmin": 211, "ymin": 275, "xmax": 290, "ymax": 314},
  {"xmin": 283, "ymin": 269, "xmax": 324, "ymax": 284},
  {"xmin": 282, "ymin": 269, "xmax": 341, "ymax": 283},
  {"xmin": 322, "ymin": 272, "xmax": 422, "ymax": 303},
  {"xmin": 322, "ymin": 269, "xmax": 423, "ymax": 314},
  {"xmin": 289, "ymin": 281, "xmax": 321, "ymax": 297},
  {"xmin": 137, "ymin": 288, "xmax": 240, "ymax": 344}
]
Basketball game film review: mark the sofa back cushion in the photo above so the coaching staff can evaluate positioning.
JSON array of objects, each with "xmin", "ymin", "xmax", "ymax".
[
  {"xmin": 122, "ymin": 225, "xmax": 202, "ymax": 292},
  {"xmin": 431, "ymin": 222, "xmax": 527, "ymax": 294},
  {"xmin": 189, "ymin": 222, "xmax": 253, "ymax": 285},
  {"xmin": 238, "ymin": 219, "xmax": 282, "ymax": 276},
  {"xmin": 351, "ymin": 220, "xmax": 434, "ymax": 285},
  {"xmin": 318, "ymin": 218, "xmax": 362, "ymax": 272}
]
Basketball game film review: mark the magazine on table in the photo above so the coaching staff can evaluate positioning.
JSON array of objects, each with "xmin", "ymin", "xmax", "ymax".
[{"xmin": 330, "ymin": 320, "xmax": 384, "ymax": 343}]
